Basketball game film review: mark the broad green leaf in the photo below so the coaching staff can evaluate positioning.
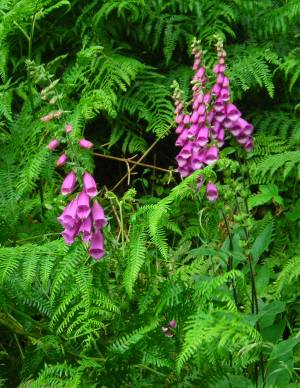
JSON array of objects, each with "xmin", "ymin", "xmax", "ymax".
[{"xmin": 251, "ymin": 223, "xmax": 273, "ymax": 264}]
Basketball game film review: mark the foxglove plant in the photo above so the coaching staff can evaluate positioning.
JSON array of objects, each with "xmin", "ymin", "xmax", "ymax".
[
  {"xmin": 45, "ymin": 106, "xmax": 107, "ymax": 259},
  {"xmin": 172, "ymin": 38, "xmax": 254, "ymax": 200}
]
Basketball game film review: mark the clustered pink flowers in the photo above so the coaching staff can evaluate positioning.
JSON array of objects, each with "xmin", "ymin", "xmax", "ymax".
[
  {"xmin": 172, "ymin": 39, "xmax": 254, "ymax": 201},
  {"xmin": 58, "ymin": 171, "xmax": 107, "ymax": 260},
  {"xmin": 46, "ymin": 120, "xmax": 107, "ymax": 260}
]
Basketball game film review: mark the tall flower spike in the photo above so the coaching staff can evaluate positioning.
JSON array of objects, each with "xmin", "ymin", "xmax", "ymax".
[
  {"xmin": 83, "ymin": 172, "xmax": 98, "ymax": 197},
  {"xmin": 61, "ymin": 171, "xmax": 76, "ymax": 195}
]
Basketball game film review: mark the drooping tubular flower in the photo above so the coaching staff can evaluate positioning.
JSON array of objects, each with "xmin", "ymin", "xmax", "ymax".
[{"xmin": 172, "ymin": 37, "xmax": 254, "ymax": 201}]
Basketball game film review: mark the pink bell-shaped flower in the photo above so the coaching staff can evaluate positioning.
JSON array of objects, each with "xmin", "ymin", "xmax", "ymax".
[
  {"xmin": 180, "ymin": 144, "xmax": 193, "ymax": 159},
  {"xmin": 191, "ymin": 156, "xmax": 203, "ymax": 170},
  {"xmin": 47, "ymin": 139, "xmax": 59, "ymax": 151},
  {"xmin": 204, "ymin": 145, "xmax": 219, "ymax": 165},
  {"xmin": 196, "ymin": 127, "xmax": 209, "ymax": 146},
  {"xmin": 89, "ymin": 231, "xmax": 105, "ymax": 260},
  {"xmin": 61, "ymin": 222, "xmax": 80, "ymax": 245},
  {"xmin": 61, "ymin": 171, "xmax": 76, "ymax": 195},
  {"xmin": 176, "ymin": 155, "xmax": 187, "ymax": 168},
  {"xmin": 236, "ymin": 118, "xmax": 254, "ymax": 136},
  {"xmin": 79, "ymin": 215, "xmax": 92, "ymax": 241},
  {"xmin": 226, "ymin": 104, "xmax": 241, "ymax": 122},
  {"xmin": 175, "ymin": 114, "xmax": 184, "ymax": 124},
  {"xmin": 77, "ymin": 191, "xmax": 91, "ymax": 219},
  {"xmin": 83, "ymin": 172, "xmax": 97, "ymax": 197},
  {"xmin": 206, "ymin": 183, "xmax": 218, "ymax": 201},
  {"xmin": 92, "ymin": 201, "xmax": 107, "ymax": 229},
  {"xmin": 191, "ymin": 111, "xmax": 199, "ymax": 124},
  {"xmin": 244, "ymin": 138, "xmax": 254, "ymax": 152},
  {"xmin": 58, "ymin": 199, "xmax": 78, "ymax": 229},
  {"xmin": 56, "ymin": 153, "xmax": 68, "ymax": 167},
  {"xmin": 79, "ymin": 139, "xmax": 94, "ymax": 149}
]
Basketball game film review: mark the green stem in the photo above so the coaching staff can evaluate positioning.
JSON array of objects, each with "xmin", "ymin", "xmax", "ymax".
[
  {"xmin": 27, "ymin": 12, "xmax": 37, "ymax": 116},
  {"xmin": 221, "ymin": 209, "xmax": 240, "ymax": 311}
]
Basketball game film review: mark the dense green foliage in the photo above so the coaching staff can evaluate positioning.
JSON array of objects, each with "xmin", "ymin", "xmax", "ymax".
[{"xmin": 1, "ymin": 0, "xmax": 300, "ymax": 386}]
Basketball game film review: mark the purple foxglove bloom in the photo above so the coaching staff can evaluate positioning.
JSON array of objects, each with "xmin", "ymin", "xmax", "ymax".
[
  {"xmin": 230, "ymin": 126, "xmax": 242, "ymax": 137},
  {"xmin": 198, "ymin": 114, "xmax": 206, "ymax": 124},
  {"xmin": 56, "ymin": 153, "xmax": 68, "ymax": 167},
  {"xmin": 61, "ymin": 222, "xmax": 80, "ymax": 245},
  {"xmin": 79, "ymin": 139, "xmax": 94, "ymax": 149},
  {"xmin": 204, "ymin": 93, "xmax": 211, "ymax": 105},
  {"xmin": 193, "ymin": 58, "xmax": 200, "ymax": 70},
  {"xmin": 183, "ymin": 115, "xmax": 190, "ymax": 125},
  {"xmin": 58, "ymin": 199, "xmax": 78, "ymax": 228},
  {"xmin": 204, "ymin": 145, "xmax": 219, "ymax": 165},
  {"xmin": 210, "ymin": 122, "xmax": 221, "ymax": 137},
  {"xmin": 179, "ymin": 166, "xmax": 192, "ymax": 178},
  {"xmin": 208, "ymin": 111, "xmax": 215, "ymax": 124},
  {"xmin": 217, "ymin": 74, "xmax": 224, "ymax": 85},
  {"xmin": 65, "ymin": 123, "xmax": 73, "ymax": 133},
  {"xmin": 79, "ymin": 215, "xmax": 92, "ymax": 241},
  {"xmin": 89, "ymin": 231, "xmax": 105, "ymax": 260},
  {"xmin": 244, "ymin": 138, "xmax": 254, "ymax": 152},
  {"xmin": 196, "ymin": 67, "xmax": 205, "ymax": 78},
  {"xmin": 214, "ymin": 99, "xmax": 224, "ymax": 112},
  {"xmin": 219, "ymin": 57, "xmax": 225, "ymax": 65},
  {"xmin": 196, "ymin": 127, "xmax": 209, "ymax": 146},
  {"xmin": 222, "ymin": 76, "xmax": 229, "ymax": 88},
  {"xmin": 215, "ymin": 110, "xmax": 226, "ymax": 123},
  {"xmin": 175, "ymin": 114, "xmax": 184, "ymax": 124},
  {"xmin": 216, "ymin": 128, "xmax": 225, "ymax": 142},
  {"xmin": 191, "ymin": 157, "xmax": 203, "ymax": 170},
  {"xmin": 77, "ymin": 191, "xmax": 91, "ymax": 219},
  {"xmin": 164, "ymin": 332, "xmax": 174, "ymax": 337},
  {"xmin": 191, "ymin": 111, "xmax": 199, "ymax": 124},
  {"xmin": 220, "ymin": 88, "xmax": 230, "ymax": 101},
  {"xmin": 47, "ymin": 139, "xmax": 59, "ymax": 150},
  {"xmin": 83, "ymin": 172, "xmax": 97, "ymax": 197},
  {"xmin": 197, "ymin": 104, "xmax": 206, "ymax": 115},
  {"xmin": 223, "ymin": 118, "xmax": 235, "ymax": 128},
  {"xmin": 213, "ymin": 64, "xmax": 220, "ymax": 74},
  {"xmin": 235, "ymin": 118, "xmax": 253, "ymax": 136},
  {"xmin": 175, "ymin": 131, "xmax": 188, "ymax": 147},
  {"xmin": 61, "ymin": 171, "xmax": 76, "ymax": 195},
  {"xmin": 226, "ymin": 104, "xmax": 241, "ymax": 122},
  {"xmin": 176, "ymin": 155, "xmax": 188, "ymax": 168},
  {"xmin": 187, "ymin": 124, "xmax": 199, "ymax": 138},
  {"xmin": 180, "ymin": 144, "xmax": 193, "ymax": 159},
  {"xmin": 206, "ymin": 183, "xmax": 218, "ymax": 201},
  {"xmin": 236, "ymin": 132, "xmax": 249, "ymax": 145},
  {"xmin": 175, "ymin": 124, "xmax": 185, "ymax": 134},
  {"xmin": 169, "ymin": 319, "xmax": 177, "ymax": 329},
  {"xmin": 212, "ymin": 84, "xmax": 221, "ymax": 96},
  {"xmin": 92, "ymin": 201, "xmax": 107, "ymax": 229}
]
